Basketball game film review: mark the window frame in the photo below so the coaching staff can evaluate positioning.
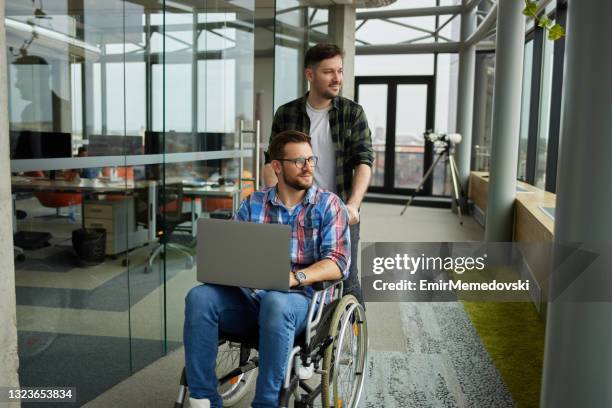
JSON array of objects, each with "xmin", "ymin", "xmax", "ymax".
[
  {"xmin": 520, "ymin": 2, "xmax": 566, "ymax": 192},
  {"xmin": 544, "ymin": 1, "xmax": 567, "ymax": 193}
]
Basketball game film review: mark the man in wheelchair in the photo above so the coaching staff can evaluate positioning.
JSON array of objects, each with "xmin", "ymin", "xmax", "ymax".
[{"xmin": 184, "ymin": 130, "xmax": 354, "ymax": 408}]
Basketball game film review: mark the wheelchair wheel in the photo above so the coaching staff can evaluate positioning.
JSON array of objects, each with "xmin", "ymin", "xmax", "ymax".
[
  {"xmin": 215, "ymin": 341, "xmax": 257, "ymax": 406},
  {"xmin": 321, "ymin": 295, "xmax": 367, "ymax": 408}
]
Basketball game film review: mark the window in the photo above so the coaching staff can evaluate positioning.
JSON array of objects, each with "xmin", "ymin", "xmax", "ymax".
[
  {"xmin": 518, "ymin": 40, "xmax": 534, "ymax": 181},
  {"xmin": 433, "ymin": 53, "xmax": 460, "ymax": 195},
  {"xmin": 471, "ymin": 52, "xmax": 495, "ymax": 173},
  {"xmin": 535, "ymin": 26, "xmax": 555, "ymax": 189},
  {"xmin": 153, "ymin": 63, "xmax": 192, "ymax": 132},
  {"xmin": 355, "ymin": 54, "xmax": 435, "ymax": 76}
]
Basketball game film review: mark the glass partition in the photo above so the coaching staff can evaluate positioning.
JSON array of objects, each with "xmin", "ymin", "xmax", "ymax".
[
  {"xmin": 518, "ymin": 40, "xmax": 534, "ymax": 181},
  {"xmin": 395, "ymin": 84, "xmax": 428, "ymax": 189},
  {"xmin": 6, "ymin": 0, "xmax": 255, "ymax": 404},
  {"xmin": 163, "ymin": 0, "xmax": 256, "ymax": 345},
  {"xmin": 357, "ymin": 84, "xmax": 388, "ymax": 188},
  {"xmin": 535, "ymin": 29, "xmax": 555, "ymax": 189},
  {"xmin": 471, "ymin": 52, "xmax": 495, "ymax": 174},
  {"xmin": 432, "ymin": 53, "xmax": 460, "ymax": 195},
  {"xmin": 274, "ymin": 1, "xmax": 331, "ymax": 111}
]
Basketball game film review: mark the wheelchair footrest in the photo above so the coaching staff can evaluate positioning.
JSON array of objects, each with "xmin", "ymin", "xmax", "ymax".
[
  {"xmin": 218, "ymin": 358, "xmax": 258, "ymax": 385},
  {"xmin": 297, "ymin": 363, "xmax": 314, "ymax": 380}
]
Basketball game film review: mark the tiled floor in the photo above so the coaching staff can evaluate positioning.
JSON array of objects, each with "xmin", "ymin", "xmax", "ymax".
[{"xmin": 14, "ymin": 198, "xmax": 198, "ymax": 407}]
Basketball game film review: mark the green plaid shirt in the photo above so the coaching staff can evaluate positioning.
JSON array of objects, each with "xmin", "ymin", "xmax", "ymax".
[{"xmin": 265, "ymin": 93, "xmax": 374, "ymax": 203}]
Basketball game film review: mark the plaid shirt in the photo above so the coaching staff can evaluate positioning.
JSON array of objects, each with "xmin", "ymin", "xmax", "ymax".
[
  {"xmin": 265, "ymin": 93, "xmax": 374, "ymax": 203},
  {"xmin": 234, "ymin": 185, "xmax": 350, "ymax": 296}
]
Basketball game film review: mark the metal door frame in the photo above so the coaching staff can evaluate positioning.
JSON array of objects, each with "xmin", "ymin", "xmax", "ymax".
[{"xmin": 355, "ymin": 76, "xmax": 435, "ymax": 195}]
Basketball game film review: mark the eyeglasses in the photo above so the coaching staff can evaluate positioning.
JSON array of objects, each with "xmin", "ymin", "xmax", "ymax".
[{"xmin": 276, "ymin": 156, "xmax": 318, "ymax": 169}]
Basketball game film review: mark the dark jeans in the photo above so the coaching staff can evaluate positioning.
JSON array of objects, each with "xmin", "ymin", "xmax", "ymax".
[{"xmin": 343, "ymin": 223, "xmax": 364, "ymax": 307}]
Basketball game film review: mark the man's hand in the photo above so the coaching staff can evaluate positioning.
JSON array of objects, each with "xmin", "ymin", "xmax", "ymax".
[
  {"xmin": 345, "ymin": 164, "xmax": 371, "ymax": 225},
  {"xmin": 346, "ymin": 203, "xmax": 360, "ymax": 225},
  {"xmin": 289, "ymin": 272, "xmax": 299, "ymax": 288}
]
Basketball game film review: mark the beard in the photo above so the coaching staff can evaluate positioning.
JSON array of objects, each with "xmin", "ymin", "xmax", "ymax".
[
  {"xmin": 321, "ymin": 90, "xmax": 338, "ymax": 99},
  {"xmin": 317, "ymin": 82, "xmax": 341, "ymax": 100},
  {"xmin": 282, "ymin": 171, "xmax": 313, "ymax": 191}
]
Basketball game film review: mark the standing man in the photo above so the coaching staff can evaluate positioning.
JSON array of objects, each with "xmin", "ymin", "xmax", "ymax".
[{"xmin": 263, "ymin": 43, "xmax": 373, "ymax": 305}]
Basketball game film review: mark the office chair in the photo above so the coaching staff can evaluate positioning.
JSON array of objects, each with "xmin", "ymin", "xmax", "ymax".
[
  {"xmin": 34, "ymin": 191, "xmax": 83, "ymax": 218},
  {"xmin": 144, "ymin": 183, "xmax": 194, "ymax": 274},
  {"xmin": 25, "ymin": 171, "xmax": 82, "ymax": 219}
]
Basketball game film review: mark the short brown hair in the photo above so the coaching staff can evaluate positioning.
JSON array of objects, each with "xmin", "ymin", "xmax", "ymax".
[
  {"xmin": 304, "ymin": 43, "xmax": 344, "ymax": 69},
  {"xmin": 269, "ymin": 130, "xmax": 311, "ymax": 160}
]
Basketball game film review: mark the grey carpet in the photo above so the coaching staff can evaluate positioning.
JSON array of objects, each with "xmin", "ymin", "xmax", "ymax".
[
  {"xmin": 359, "ymin": 302, "xmax": 515, "ymax": 408},
  {"xmin": 84, "ymin": 302, "xmax": 516, "ymax": 408}
]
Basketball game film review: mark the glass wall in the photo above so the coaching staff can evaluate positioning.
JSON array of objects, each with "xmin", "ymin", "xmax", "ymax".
[
  {"xmin": 433, "ymin": 53, "xmax": 460, "ymax": 195},
  {"xmin": 518, "ymin": 40, "xmax": 534, "ymax": 181},
  {"xmin": 470, "ymin": 14, "xmax": 564, "ymax": 193},
  {"xmin": 274, "ymin": 1, "xmax": 331, "ymax": 112},
  {"xmin": 515, "ymin": 2, "xmax": 566, "ymax": 192},
  {"xmin": 357, "ymin": 84, "xmax": 388, "ymax": 187},
  {"xmin": 395, "ymin": 84, "xmax": 428, "ymax": 189},
  {"xmin": 471, "ymin": 52, "xmax": 495, "ymax": 174},
  {"xmin": 6, "ymin": 0, "xmax": 255, "ymax": 404},
  {"xmin": 355, "ymin": 54, "xmax": 434, "ymax": 76},
  {"xmin": 535, "ymin": 29, "xmax": 555, "ymax": 189}
]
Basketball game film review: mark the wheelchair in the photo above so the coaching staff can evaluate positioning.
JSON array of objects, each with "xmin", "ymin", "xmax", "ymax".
[{"xmin": 175, "ymin": 280, "xmax": 368, "ymax": 408}]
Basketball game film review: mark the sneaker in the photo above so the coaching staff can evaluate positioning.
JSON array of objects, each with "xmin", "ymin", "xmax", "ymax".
[{"xmin": 189, "ymin": 397, "xmax": 211, "ymax": 408}]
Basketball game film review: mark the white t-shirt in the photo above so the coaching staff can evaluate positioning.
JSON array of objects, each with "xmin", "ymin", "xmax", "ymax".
[
  {"xmin": 306, "ymin": 101, "xmax": 336, "ymax": 192},
  {"xmin": 284, "ymin": 204, "xmax": 298, "ymax": 216}
]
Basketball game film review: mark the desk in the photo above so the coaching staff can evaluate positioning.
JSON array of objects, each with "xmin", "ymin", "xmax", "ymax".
[
  {"xmin": 11, "ymin": 176, "xmax": 131, "ymax": 193},
  {"xmin": 183, "ymin": 184, "xmax": 243, "ymax": 236},
  {"xmin": 83, "ymin": 196, "xmax": 149, "ymax": 255},
  {"xmin": 11, "ymin": 176, "xmax": 243, "ymax": 243},
  {"xmin": 469, "ymin": 171, "xmax": 556, "ymax": 312},
  {"xmin": 11, "ymin": 176, "xmax": 158, "ymax": 242}
]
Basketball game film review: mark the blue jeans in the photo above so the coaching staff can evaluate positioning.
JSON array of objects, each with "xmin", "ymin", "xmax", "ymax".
[{"xmin": 184, "ymin": 284, "xmax": 311, "ymax": 408}]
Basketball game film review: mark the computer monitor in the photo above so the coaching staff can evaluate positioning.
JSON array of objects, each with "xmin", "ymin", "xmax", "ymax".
[
  {"xmin": 10, "ymin": 131, "xmax": 72, "ymax": 159},
  {"xmin": 87, "ymin": 135, "xmax": 143, "ymax": 156},
  {"xmin": 144, "ymin": 131, "xmax": 231, "ymax": 154},
  {"xmin": 144, "ymin": 131, "xmax": 161, "ymax": 155},
  {"xmin": 144, "ymin": 131, "xmax": 204, "ymax": 154}
]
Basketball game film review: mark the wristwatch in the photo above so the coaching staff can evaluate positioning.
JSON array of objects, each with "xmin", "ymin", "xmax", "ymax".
[{"xmin": 294, "ymin": 270, "xmax": 307, "ymax": 287}]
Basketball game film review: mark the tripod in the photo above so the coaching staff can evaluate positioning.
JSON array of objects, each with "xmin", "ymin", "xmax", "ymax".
[{"xmin": 400, "ymin": 140, "xmax": 467, "ymax": 225}]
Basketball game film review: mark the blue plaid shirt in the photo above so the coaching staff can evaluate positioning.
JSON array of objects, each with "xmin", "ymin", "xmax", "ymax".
[{"xmin": 234, "ymin": 185, "xmax": 350, "ymax": 299}]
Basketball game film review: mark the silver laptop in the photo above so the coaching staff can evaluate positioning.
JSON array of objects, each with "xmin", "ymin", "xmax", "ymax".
[{"xmin": 197, "ymin": 218, "xmax": 292, "ymax": 291}]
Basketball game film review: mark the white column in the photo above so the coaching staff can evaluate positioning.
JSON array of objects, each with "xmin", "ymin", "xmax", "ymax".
[
  {"xmin": 0, "ymin": 0, "xmax": 22, "ymax": 401},
  {"xmin": 455, "ymin": 0, "xmax": 477, "ymax": 188},
  {"xmin": 254, "ymin": 0, "xmax": 275, "ymax": 144},
  {"xmin": 330, "ymin": 5, "xmax": 356, "ymax": 101},
  {"xmin": 541, "ymin": 1, "xmax": 612, "ymax": 406},
  {"xmin": 484, "ymin": 0, "xmax": 525, "ymax": 241}
]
